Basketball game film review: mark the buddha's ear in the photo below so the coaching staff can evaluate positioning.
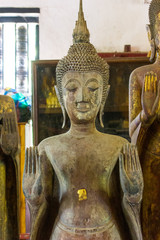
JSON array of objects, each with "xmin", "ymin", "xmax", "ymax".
[
  {"xmin": 55, "ymin": 85, "xmax": 66, "ymax": 128},
  {"xmin": 105, "ymin": 85, "xmax": 110, "ymax": 100},
  {"xmin": 99, "ymin": 85, "xmax": 110, "ymax": 128},
  {"xmin": 146, "ymin": 24, "xmax": 156, "ymax": 62},
  {"xmin": 61, "ymin": 105, "xmax": 66, "ymax": 128},
  {"xmin": 146, "ymin": 24, "xmax": 152, "ymax": 43}
]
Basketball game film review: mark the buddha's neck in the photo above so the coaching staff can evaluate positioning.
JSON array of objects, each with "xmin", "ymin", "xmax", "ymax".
[{"xmin": 69, "ymin": 121, "xmax": 97, "ymax": 137}]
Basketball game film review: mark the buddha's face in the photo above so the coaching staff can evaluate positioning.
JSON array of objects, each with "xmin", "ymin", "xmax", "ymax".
[
  {"xmin": 62, "ymin": 71, "xmax": 103, "ymax": 123},
  {"xmin": 154, "ymin": 12, "xmax": 160, "ymax": 49}
]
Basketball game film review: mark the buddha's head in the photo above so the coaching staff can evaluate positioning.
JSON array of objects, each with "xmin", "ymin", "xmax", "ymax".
[
  {"xmin": 56, "ymin": 0, "xmax": 109, "ymax": 127},
  {"xmin": 147, "ymin": 0, "xmax": 160, "ymax": 61}
]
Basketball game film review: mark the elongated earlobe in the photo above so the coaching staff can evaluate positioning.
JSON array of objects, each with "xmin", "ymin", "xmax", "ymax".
[
  {"xmin": 61, "ymin": 105, "xmax": 66, "ymax": 128},
  {"xmin": 150, "ymin": 39, "xmax": 156, "ymax": 62},
  {"xmin": 55, "ymin": 85, "xmax": 66, "ymax": 128},
  {"xmin": 99, "ymin": 102, "xmax": 105, "ymax": 128},
  {"xmin": 99, "ymin": 85, "xmax": 110, "ymax": 128},
  {"xmin": 146, "ymin": 24, "xmax": 156, "ymax": 62}
]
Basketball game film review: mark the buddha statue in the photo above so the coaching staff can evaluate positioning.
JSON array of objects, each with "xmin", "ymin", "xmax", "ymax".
[
  {"xmin": 0, "ymin": 95, "xmax": 19, "ymax": 239},
  {"xmin": 23, "ymin": 1, "xmax": 143, "ymax": 239},
  {"xmin": 129, "ymin": 0, "xmax": 160, "ymax": 239}
]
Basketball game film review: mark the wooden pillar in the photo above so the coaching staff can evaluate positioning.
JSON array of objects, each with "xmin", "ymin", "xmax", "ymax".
[{"xmin": 18, "ymin": 123, "xmax": 26, "ymax": 234}]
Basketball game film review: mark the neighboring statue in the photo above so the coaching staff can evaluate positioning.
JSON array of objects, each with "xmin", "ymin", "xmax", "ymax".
[
  {"xmin": 0, "ymin": 95, "xmax": 19, "ymax": 239},
  {"xmin": 129, "ymin": 0, "xmax": 160, "ymax": 239},
  {"xmin": 23, "ymin": 1, "xmax": 143, "ymax": 239}
]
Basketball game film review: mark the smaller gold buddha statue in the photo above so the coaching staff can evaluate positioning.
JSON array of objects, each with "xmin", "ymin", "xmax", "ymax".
[{"xmin": 23, "ymin": 1, "xmax": 144, "ymax": 240}]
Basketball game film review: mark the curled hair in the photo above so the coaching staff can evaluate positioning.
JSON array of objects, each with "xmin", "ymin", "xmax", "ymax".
[
  {"xmin": 149, "ymin": 0, "xmax": 160, "ymax": 37},
  {"xmin": 56, "ymin": 42, "xmax": 109, "ymax": 109}
]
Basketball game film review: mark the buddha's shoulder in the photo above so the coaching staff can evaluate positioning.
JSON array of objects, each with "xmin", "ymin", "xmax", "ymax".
[
  {"xmin": 38, "ymin": 132, "xmax": 129, "ymax": 154},
  {"xmin": 38, "ymin": 133, "xmax": 68, "ymax": 153},
  {"xmin": 99, "ymin": 132, "xmax": 128, "ymax": 148},
  {"xmin": 130, "ymin": 63, "xmax": 156, "ymax": 78}
]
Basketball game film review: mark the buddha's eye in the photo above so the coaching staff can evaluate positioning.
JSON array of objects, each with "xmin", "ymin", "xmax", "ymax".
[
  {"xmin": 65, "ymin": 83, "xmax": 78, "ymax": 92},
  {"xmin": 87, "ymin": 82, "xmax": 99, "ymax": 92},
  {"xmin": 88, "ymin": 87, "xmax": 99, "ymax": 92},
  {"xmin": 66, "ymin": 87, "xmax": 77, "ymax": 93}
]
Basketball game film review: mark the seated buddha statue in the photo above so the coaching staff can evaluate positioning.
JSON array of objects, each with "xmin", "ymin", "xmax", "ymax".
[
  {"xmin": 129, "ymin": 0, "xmax": 160, "ymax": 239},
  {"xmin": 0, "ymin": 95, "xmax": 19, "ymax": 239},
  {"xmin": 23, "ymin": 1, "xmax": 143, "ymax": 239}
]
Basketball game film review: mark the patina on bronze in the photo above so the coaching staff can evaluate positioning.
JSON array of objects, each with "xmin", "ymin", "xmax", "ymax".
[
  {"xmin": 23, "ymin": 1, "xmax": 143, "ymax": 239},
  {"xmin": 0, "ymin": 95, "xmax": 19, "ymax": 240},
  {"xmin": 129, "ymin": 0, "xmax": 160, "ymax": 239}
]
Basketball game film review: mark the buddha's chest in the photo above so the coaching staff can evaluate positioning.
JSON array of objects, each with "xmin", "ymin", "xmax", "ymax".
[{"xmin": 46, "ymin": 143, "xmax": 119, "ymax": 188}]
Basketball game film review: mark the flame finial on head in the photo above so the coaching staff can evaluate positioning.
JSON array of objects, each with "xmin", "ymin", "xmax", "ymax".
[{"xmin": 73, "ymin": 0, "xmax": 90, "ymax": 43}]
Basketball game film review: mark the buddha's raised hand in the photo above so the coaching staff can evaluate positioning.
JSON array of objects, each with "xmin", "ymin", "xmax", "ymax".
[
  {"xmin": 119, "ymin": 143, "xmax": 143, "ymax": 204},
  {"xmin": 1, "ymin": 111, "xmax": 19, "ymax": 156},
  {"xmin": 141, "ymin": 71, "xmax": 160, "ymax": 123},
  {"xmin": 23, "ymin": 146, "xmax": 44, "ymax": 207}
]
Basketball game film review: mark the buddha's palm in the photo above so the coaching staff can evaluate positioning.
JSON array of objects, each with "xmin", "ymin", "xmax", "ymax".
[
  {"xmin": 23, "ymin": 147, "xmax": 44, "ymax": 207},
  {"xmin": 1, "ymin": 111, "xmax": 18, "ymax": 156},
  {"xmin": 119, "ymin": 144, "xmax": 143, "ymax": 204},
  {"xmin": 141, "ymin": 72, "xmax": 160, "ymax": 121}
]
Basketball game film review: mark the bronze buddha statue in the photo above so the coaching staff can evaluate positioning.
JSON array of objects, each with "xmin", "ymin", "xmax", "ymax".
[
  {"xmin": 129, "ymin": 0, "xmax": 160, "ymax": 239},
  {"xmin": 0, "ymin": 95, "xmax": 19, "ymax": 239},
  {"xmin": 23, "ymin": 1, "xmax": 143, "ymax": 239}
]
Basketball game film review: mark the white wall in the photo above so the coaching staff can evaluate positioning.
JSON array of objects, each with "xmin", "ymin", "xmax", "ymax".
[{"xmin": 0, "ymin": 0, "xmax": 150, "ymax": 59}]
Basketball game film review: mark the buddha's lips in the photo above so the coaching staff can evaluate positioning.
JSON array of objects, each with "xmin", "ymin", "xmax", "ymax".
[{"xmin": 76, "ymin": 102, "xmax": 90, "ymax": 112}]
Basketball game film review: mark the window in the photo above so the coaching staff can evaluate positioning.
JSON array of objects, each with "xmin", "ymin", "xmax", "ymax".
[{"xmin": 0, "ymin": 8, "xmax": 40, "ymax": 95}]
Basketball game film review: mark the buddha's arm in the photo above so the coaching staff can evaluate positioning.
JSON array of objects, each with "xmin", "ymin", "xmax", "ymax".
[
  {"xmin": 122, "ymin": 197, "xmax": 142, "ymax": 240},
  {"xmin": 129, "ymin": 71, "xmax": 146, "ymax": 143},
  {"xmin": 129, "ymin": 71, "xmax": 160, "ymax": 147},
  {"xmin": 23, "ymin": 147, "xmax": 55, "ymax": 240},
  {"xmin": 119, "ymin": 144, "xmax": 144, "ymax": 240}
]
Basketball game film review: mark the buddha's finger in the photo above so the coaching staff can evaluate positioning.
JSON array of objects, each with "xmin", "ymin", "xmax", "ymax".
[
  {"xmin": 157, "ymin": 79, "xmax": 160, "ymax": 97},
  {"xmin": 145, "ymin": 73, "xmax": 149, "ymax": 92},
  {"xmin": 148, "ymin": 74, "xmax": 151, "ymax": 91},
  {"xmin": 151, "ymin": 73, "xmax": 154, "ymax": 92},
  {"xmin": 122, "ymin": 145, "xmax": 127, "ymax": 171},
  {"xmin": 32, "ymin": 146, "xmax": 35, "ymax": 174},
  {"xmin": 128, "ymin": 144, "xmax": 132, "ymax": 171},
  {"xmin": 35, "ymin": 147, "xmax": 39, "ymax": 173},
  {"xmin": 24, "ymin": 148, "xmax": 29, "ymax": 174},
  {"xmin": 134, "ymin": 147, "xmax": 141, "ymax": 171},
  {"xmin": 38, "ymin": 152, "xmax": 41, "ymax": 174},
  {"xmin": 154, "ymin": 74, "xmax": 157, "ymax": 94},
  {"xmin": 28, "ymin": 147, "xmax": 32, "ymax": 174},
  {"xmin": 131, "ymin": 145, "xmax": 136, "ymax": 171},
  {"xmin": 3, "ymin": 114, "xmax": 7, "ymax": 132},
  {"xmin": 10, "ymin": 118, "xmax": 13, "ymax": 133},
  {"xmin": 11, "ymin": 117, "xmax": 16, "ymax": 133},
  {"xmin": 124, "ymin": 144, "xmax": 129, "ymax": 171},
  {"xmin": 119, "ymin": 153, "xmax": 125, "ymax": 175},
  {"xmin": 8, "ymin": 118, "xmax": 11, "ymax": 134}
]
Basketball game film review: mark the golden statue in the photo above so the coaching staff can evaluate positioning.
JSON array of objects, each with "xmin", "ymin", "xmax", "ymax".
[
  {"xmin": 129, "ymin": 0, "xmax": 160, "ymax": 239},
  {"xmin": 0, "ymin": 95, "xmax": 19, "ymax": 239},
  {"xmin": 23, "ymin": 1, "xmax": 143, "ymax": 239}
]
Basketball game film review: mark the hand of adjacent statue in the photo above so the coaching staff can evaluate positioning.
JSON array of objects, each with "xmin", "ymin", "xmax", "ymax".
[
  {"xmin": 119, "ymin": 144, "xmax": 143, "ymax": 204},
  {"xmin": 141, "ymin": 71, "xmax": 160, "ymax": 124},
  {"xmin": 1, "ymin": 111, "xmax": 18, "ymax": 156},
  {"xmin": 23, "ymin": 146, "xmax": 44, "ymax": 207}
]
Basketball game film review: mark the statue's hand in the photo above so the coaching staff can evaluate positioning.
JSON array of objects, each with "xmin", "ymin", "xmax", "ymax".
[
  {"xmin": 1, "ymin": 111, "xmax": 18, "ymax": 156},
  {"xmin": 141, "ymin": 71, "xmax": 160, "ymax": 124},
  {"xmin": 119, "ymin": 144, "xmax": 143, "ymax": 204},
  {"xmin": 23, "ymin": 147, "xmax": 44, "ymax": 207}
]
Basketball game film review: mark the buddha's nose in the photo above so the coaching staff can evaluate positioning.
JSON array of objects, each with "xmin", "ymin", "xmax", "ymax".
[{"xmin": 76, "ymin": 87, "xmax": 89, "ymax": 102}]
